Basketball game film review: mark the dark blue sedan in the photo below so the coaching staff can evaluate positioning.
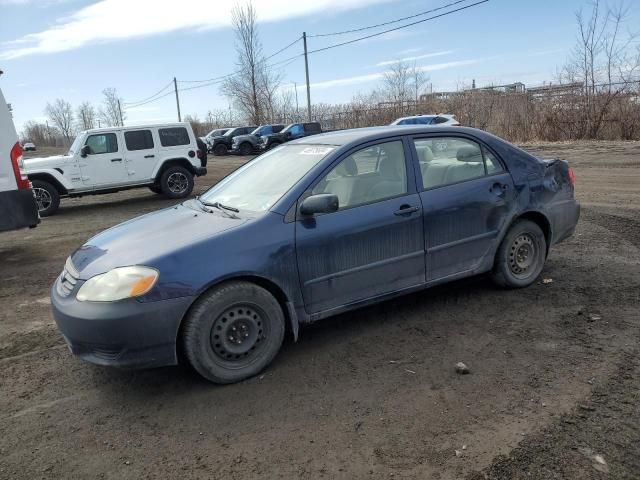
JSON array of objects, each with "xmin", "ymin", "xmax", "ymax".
[{"xmin": 51, "ymin": 126, "xmax": 580, "ymax": 383}]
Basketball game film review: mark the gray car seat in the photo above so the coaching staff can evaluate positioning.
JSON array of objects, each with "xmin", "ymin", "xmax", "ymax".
[
  {"xmin": 368, "ymin": 155, "xmax": 406, "ymax": 200},
  {"xmin": 322, "ymin": 156, "xmax": 359, "ymax": 208}
]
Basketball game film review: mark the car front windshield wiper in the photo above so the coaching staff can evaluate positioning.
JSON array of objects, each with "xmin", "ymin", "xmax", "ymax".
[{"xmin": 198, "ymin": 198, "xmax": 240, "ymax": 218}]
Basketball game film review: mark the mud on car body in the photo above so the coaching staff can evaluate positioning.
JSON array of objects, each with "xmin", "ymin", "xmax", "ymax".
[{"xmin": 51, "ymin": 126, "xmax": 580, "ymax": 384}]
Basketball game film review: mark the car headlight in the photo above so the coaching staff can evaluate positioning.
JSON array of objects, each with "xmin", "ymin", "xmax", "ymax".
[{"xmin": 76, "ymin": 266, "xmax": 159, "ymax": 302}]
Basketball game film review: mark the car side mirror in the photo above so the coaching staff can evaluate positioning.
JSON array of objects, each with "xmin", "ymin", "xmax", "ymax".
[
  {"xmin": 300, "ymin": 194, "xmax": 339, "ymax": 216},
  {"xmin": 80, "ymin": 145, "xmax": 91, "ymax": 157}
]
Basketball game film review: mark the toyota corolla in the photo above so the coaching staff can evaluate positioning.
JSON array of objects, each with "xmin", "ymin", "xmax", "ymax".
[{"xmin": 51, "ymin": 126, "xmax": 580, "ymax": 384}]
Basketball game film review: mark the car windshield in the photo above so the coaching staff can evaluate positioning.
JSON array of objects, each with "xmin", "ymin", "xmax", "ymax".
[
  {"xmin": 252, "ymin": 126, "xmax": 269, "ymax": 136},
  {"xmin": 281, "ymin": 124, "xmax": 298, "ymax": 133},
  {"xmin": 67, "ymin": 134, "xmax": 84, "ymax": 156},
  {"xmin": 207, "ymin": 129, "xmax": 225, "ymax": 138},
  {"xmin": 223, "ymin": 129, "xmax": 238, "ymax": 136},
  {"xmin": 199, "ymin": 144, "xmax": 335, "ymax": 213}
]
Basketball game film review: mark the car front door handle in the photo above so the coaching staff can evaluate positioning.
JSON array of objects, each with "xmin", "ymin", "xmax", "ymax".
[
  {"xmin": 111, "ymin": 158, "xmax": 123, "ymax": 162},
  {"xmin": 394, "ymin": 205, "xmax": 420, "ymax": 216},
  {"xmin": 144, "ymin": 154, "xmax": 155, "ymax": 159}
]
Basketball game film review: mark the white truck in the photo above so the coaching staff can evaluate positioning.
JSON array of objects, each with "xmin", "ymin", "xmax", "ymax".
[
  {"xmin": 0, "ymin": 87, "xmax": 39, "ymax": 233},
  {"xmin": 25, "ymin": 122, "xmax": 207, "ymax": 216}
]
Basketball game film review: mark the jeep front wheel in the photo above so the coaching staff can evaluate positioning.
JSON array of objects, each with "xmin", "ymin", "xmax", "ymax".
[
  {"xmin": 31, "ymin": 179, "xmax": 60, "ymax": 217},
  {"xmin": 160, "ymin": 166, "xmax": 194, "ymax": 199}
]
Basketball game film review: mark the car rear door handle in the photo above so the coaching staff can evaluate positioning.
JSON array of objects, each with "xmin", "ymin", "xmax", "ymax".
[
  {"xmin": 111, "ymin": 158, "xmax": 122, "ymax": 162},
  {"xmin": 144, "ymin": 154, "xmax": 155, "ymax": 158},
  {"xmin": 490, "ymin": 182, "xmax": 508, "ymax": 196},
  {"xmin": 394, "ymin": 205, "xmax": 420, "ymax": 216}
]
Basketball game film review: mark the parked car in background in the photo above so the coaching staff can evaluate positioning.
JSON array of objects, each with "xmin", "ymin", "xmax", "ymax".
[
  {"xmin": 23, "ymin": 142, "xmax": 36, "ymax": 151},
  {"xmin": 203, "ymin": 128, "xmax": 229, "ymax": 152},
  {"xmin": 50, "ymin": 125, "xmax": 579, "ymax": 384},
  {"xmin": 391, "ymin": 114, "xmax": 460, "ymax": 126},
  {"xmin": 210, "ymin": 126, "xmax": 257, "ymax": 156},
  {"xmin": 231, "ymin": 124, "xmax": 284, "ymax": 156},
  {"xmin": 0, "ymin": 87, "xmax": 39, "ymax": 232},
  {"xmin": 259, "ymin": 122, "xmax": 322, "ymax": 150},
  {"xmin": 24, "ymin": 122, "xmax": 206, "ymax": 216}
]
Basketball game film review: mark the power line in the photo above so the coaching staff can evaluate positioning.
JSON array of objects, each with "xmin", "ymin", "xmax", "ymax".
[
  {"xmin": 307, "ymin": 0, "xmax": 490, "ymax": 55},
  {"xmin": 123, "ymin": 80, "xmax": 173, "ymax": 106},
  {"xmin": 265, "ymin": 36, "xmax": 302, "ymax": 61},
  {"xmin": 308, "ymin": 0, "xmax": 473, "ymax": 37},
  {"xmin": 123, "ymin": 90, "xmax": 174, "ymax": 109}
]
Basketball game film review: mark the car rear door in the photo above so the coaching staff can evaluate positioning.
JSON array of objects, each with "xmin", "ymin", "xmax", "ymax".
[
  {"xmin": 123, "ymin": 128, "xmax": 158, "ymax": 182},
  {"xmin": 412, "ymin": 135, "xmax": 515, "ymax": 281},
  {"xmin": 295, "ymin": 138, "xmax": 425, "ymax": 314},
  {"xmin": 79, "ymin": 131, "xmax": 128, "ymax": 186}
]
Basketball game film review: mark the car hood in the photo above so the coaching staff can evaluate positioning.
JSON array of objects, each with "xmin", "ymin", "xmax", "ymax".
[
  {"xmin": 234, "ymin": 134, "xmax": 257, "ymax": 142},
  {"xmin": 70, "ymin": 200, "xmax": 248, "ymax": 279},
  {"xmin": 24, "ymin": 154, "xmax": 72, "ymax": 170}
]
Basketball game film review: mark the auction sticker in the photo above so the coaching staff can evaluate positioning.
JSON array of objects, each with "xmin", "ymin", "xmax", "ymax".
[{"xmin": 300, "ymin": 147, "xmax": 335, "ymax": 155}]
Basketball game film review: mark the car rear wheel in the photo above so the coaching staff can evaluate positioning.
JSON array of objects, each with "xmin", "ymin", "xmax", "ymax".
[
  {"xmin": 31, "ymin": 179, "xmax": 60, "ymax": 217},
  {"xmin": 238, "ymin": 142, "xmax": 253, "ymax": 156},
  {"xmin": 182, "ymin": 281, "xmax": 285, "ymax": 384},
  {"xmin": 491, "ymin": 219, "xmax": 546, "ymax": 288},
  {"xmin": 267, "ymin": 141, "xmax": 281, "ymax": 150},
  {"xmin": 160, "ymin": 166, "xmax": 194, "ymax": 199},
  {"xmin": 214, "ymin": 144, "xmax": 228, "ymax": 156}
]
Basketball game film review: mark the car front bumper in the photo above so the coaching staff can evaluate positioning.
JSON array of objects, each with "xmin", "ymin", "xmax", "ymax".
[{"xmin": 51, "ymin": 279, "xmax": 194, "ymax": 369}]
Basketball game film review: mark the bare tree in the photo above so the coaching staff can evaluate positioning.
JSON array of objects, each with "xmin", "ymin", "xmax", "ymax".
[
  {"xmin": 77, "ymin": 101, "xmax": 96, "ymax": 130},
  {"xmin": 99, "ymin": 88, "xmax": 125, "ymax": 127},
  {"xmin": 409, "ymin": 62, "xmax": 429, "ymax": 105},
  {"xmin": 221, "ymin": 1, "xmax": 280, "ymax": 125},
  {"xmin": 382, "ymin": 61, "xmax": 412, "ymax": 107},
  {"xmin": 45, "ymin": 98, "xmax": 74, "ymax": 144}
]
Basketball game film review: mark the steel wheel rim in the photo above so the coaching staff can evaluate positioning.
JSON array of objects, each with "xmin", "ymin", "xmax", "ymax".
[
  {"xmin": 167, "ymin": 172, "xmax": 188, "ymax": 194},
  {"xmin": 33, "ymin": 187, "xmax": 52, "ymax": 211},
  {"xmin": 509, "ymin": 233, "xmax": 537, "ymax": 278},
  {"xmin": 209, "ymin": 304, "xmax": 268, "ymax": 367}
]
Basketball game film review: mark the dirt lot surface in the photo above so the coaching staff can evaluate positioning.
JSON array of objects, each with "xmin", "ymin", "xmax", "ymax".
[{"xmin": 2, "ymin": 142, "xmax": 639, "ymax": 479}]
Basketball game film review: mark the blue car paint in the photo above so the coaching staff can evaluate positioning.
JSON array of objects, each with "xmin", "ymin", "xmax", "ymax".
[{"xmin": 52, "ymin": 126, "xmax": 580, "ymax": 368}]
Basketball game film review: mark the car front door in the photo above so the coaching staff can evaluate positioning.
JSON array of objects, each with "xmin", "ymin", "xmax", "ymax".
[
  {"xmin": 79, "ymin": 132, "xmax": 128, "ymax": 186},
  {"xmin": 295, "ymin": 139, "xmax": 425, "ymax": 315},
  {"xmin": 413, "ymin": 135, "xmax": 515, "ymax": 281},
  {"xmin": 123, "ymin": 129, "xmax": 157, "ymax": 182}
]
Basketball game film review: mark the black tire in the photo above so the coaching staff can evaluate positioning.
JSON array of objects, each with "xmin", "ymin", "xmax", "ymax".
[
  {"xmin": 182, "ymin": 281, "xmax": 285, "ymax": 384},
  {"xmin": 159, "ymin": 165, "xmax": 194, "ymax": 199},
  {"xmin": 213, "ymin": 143, "xmax": 228, "ymax": 156},
  {"xmin": 31, "ymin": 179, "xmax": 60, "ymax": 217},
  {"xmin": 238, "ymin": 142, "xmax": 253, "ymax": 156},
  {"xmin": 148, "ymin": 185, "xmax": 162, "ymax": 194},
  {"xmin": 491, "ymin": 219, "xmax": 547, "ymax": 288}
]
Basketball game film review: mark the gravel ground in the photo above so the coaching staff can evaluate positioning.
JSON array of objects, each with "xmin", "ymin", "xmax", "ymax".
[{"xmin": 1, "ymin": 141, "xmax": 639, "ymax": 479}]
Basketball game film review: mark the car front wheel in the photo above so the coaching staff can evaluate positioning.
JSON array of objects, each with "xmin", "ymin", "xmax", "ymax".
[
  {"xmin": 214, "ymin": 144, "xmax": 228, "ymax": 156},
  {"xmin": 182, "ymin": 281, "xmax": 285, "ymax": 384},
  {"xmin": 31, "ymin": 179, "xmax": 60, "ymax": 217},
  {"xmin": 491, "ymin": 219, "xmax": 547, "ymax": 288},
  {"xmin": 238, "ymin": 142, "xmax": 253, "ymax": 156},
  {"xmin": 160, "ymin": 166, "xmax": 194, "ymax": 199}
]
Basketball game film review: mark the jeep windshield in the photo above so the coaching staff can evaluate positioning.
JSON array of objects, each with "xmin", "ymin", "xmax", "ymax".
[
  {"xmin": 199, "ymin": 144, "xmax": 335, "ymax": 214},
  {"xmin": 67, "ymin": 135, "xmax": 84, "ymax": 156}
]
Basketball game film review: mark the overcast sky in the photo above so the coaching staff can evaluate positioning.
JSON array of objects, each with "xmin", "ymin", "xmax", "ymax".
[{"xmin": 1, "ymin": 0, "xmax": 638, "ymax": 132}]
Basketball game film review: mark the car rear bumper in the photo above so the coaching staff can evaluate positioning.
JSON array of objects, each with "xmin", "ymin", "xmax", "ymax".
[
  {"xmin": 0, "ymin": 188, "xmax": 40, "ymax": 233},
  {"xmin": 550, "ymin": 199, "xmax": 581, "ymax": 245},
  {"xmin": 51, "ymin": 281, "xmax": 194, "ymax": 369},
  {"xmin": 195, "ymin": 166, "xmax": 207, "ymax": 177}
]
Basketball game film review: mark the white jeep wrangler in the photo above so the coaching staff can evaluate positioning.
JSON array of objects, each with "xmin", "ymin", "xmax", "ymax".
[{"xmin": 24, "ymin": 122, "xmax": 207, "ymax": 216}]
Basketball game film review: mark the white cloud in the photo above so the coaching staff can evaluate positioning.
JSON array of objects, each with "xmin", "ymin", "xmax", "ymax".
[
  {"xmin": 0, "ymin": 0, "xmax": 393, "ymax": 60},
  {"xmin": 311, "ymin": 59, "xmax": 483, "ymax": 89},
  {"xmin": 376, "ymin": 50, "xmax": 454, "ymax": 67}
]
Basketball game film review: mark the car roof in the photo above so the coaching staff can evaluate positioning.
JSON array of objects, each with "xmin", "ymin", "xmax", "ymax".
[
  {"xmin": 289, "ymin": 125, "xmax": 495, "ymax": 147},
  {"xmin": 80, "ymin": 122, "xmax": 191, "ymax": 134}
]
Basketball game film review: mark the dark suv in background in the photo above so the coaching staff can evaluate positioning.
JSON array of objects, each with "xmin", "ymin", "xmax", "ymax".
[
  {"xmin": 210, "ymin": 126, "xmax": 257, "ymax": 156},
  {"xmin": 259, "ymin": 122, "xmax": 322, "ymax": 150},
  {"xmin": 231, "ymin": 124, "xmax": 284, "ymax": 156}
]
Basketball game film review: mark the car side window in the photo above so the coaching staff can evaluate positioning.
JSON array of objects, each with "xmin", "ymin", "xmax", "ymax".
[
  {"xmin": 417, "ymin": 117, "xmax": 433, "ymax": 125},
  {"xmin": 312, "ymin": 140, "xmax": 407, "ymax": 210},
  {"xmin": 432, "ymin": 116, "xmax": 449, "ymax": 124},
  {"xmin": 158, "ymin": 127, "xmax": 190, "ymax": 147},
  {"xmin": 124, "ymin": 130, "xmax": 154, "ymax": 151},
  {"xmin": 85, "ymin": 133, "xmax": 118, "ymax": 155},
  {"xmin": 415, "ymin": 137, "xmax": 501, "ymax": 190}
]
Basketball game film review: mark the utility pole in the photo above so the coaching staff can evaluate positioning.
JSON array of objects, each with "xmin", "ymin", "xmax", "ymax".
[
  {"xmin": 174, "ymin": 77, "xmax": 182, "ymax": 122},
  {"xmin": 117, "ymin": 99, "xmax": 124, "ymax": 126},
  {"xmin": 294, "ymin": 81, "xmax": 299, "ymax": 120},
  {"xmin": 303, "ymin": 32, "xmax": 311, "ymax": 122}
]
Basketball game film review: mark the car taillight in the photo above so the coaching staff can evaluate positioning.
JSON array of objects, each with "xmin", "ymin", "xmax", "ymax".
[
  {"xmin": 568, "ymin": 166, "xmax": 575, "ymax": 186},
  {"xmin": 10, "ymin": 142, "xmax": 30, "ymax": 190}
]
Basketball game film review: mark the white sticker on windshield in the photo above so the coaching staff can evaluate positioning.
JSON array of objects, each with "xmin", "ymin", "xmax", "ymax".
[{"xmin": 300, "ymin": 146, "xmax": 334, "ymax": 155}]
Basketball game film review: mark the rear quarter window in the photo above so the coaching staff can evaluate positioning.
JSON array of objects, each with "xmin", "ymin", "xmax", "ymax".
[
  {"xmin": 124, "ymin": 130, "xmax": 154, "ymax": 151},
  {"xmin": 158, "ymin": 127, "xmax": 190, "ymax": 147}
]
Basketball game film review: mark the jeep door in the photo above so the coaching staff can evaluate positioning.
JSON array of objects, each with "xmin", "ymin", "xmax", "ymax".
[
  {"xmin": 295, "ymin": 139, "xmax": 425, "ymax": 314},
  {"xmin": 122, "ymin": 129, "xmax": 158, "ymax": 182},
  {"xmin": 79, "ymin": 132, "xmax": 128, "ymax": 186}
]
